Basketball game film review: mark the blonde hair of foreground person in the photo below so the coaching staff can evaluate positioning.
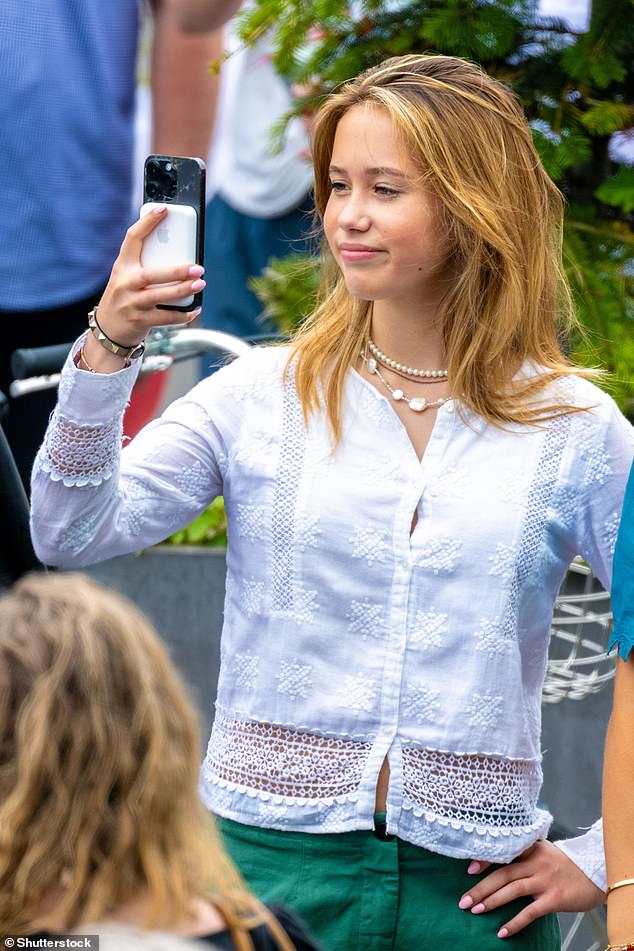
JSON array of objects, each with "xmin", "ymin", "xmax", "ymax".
[
  {"xmin": 0, "ymin": 573, "xmax": 295, "ymax": 951},
  {"xmin": 291, "ymin": 53, "xmax": 595, "ymax": 443}
]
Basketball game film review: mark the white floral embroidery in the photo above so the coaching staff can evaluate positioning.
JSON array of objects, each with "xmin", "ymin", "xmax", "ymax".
[
  {"xmin": 364, "ymin": 453, "xmax": 403, "ymax": 484},
  {"xmin": 359, "ymin": 388, "xmax": 393, "ymax": 427},
  {"xmin": 276, "ymin": 659, "xmax": 312, "ymax": 700},
  {"xmin": 58, "ymin": 510, "xmax": 101, "ymax": 553},
  {"xmin": 296, "ymin": 514, "xmax": 322, "ymax": 550},
  {"xmin": 174, "ymin": 459, "xmax": 209, "ymax": 498},
  {"xmin": 414, "ymin": 538, "xmax": 462, "ymax": 574},
  {"xmin": 317, "ymin": 801, "xmax": 353, "ymax": 831},
  {"xmin": 291, "ymin": 586, "xmax": 319, "ymax": 625},
  {"xmin": 497, "ymin": 471, "xmax": 532, "ymax": 508},
  {"xmin": 429, "ymin": 464, "xmax": 469, "ymax": 501},
  {"xmin": 233, "ymin": 651, "xmax": 259, "ymax": 690},
  {"xmin": 234, "ymin": 431, "xmax": 275, "ymax": 469},
  {"xmin": 340, "ymin": 674, "xmax": 376, "ymax": 714},
  {"xmin": 488, "ymin": 543, "xmax": 517, "ymax": 581},
  {"xmin": 236, "ymin": 501, "xmax": 266, "ymax": 541},
  {"xmin": 243, "ymin": 578, "xmax": 265, "ymax": 617},
  {"xmin": 576, "ymin": 421, "xmax": 613, "ymax": 487},
  {"xmin": 256, "ymin": 800, "xmax": 289, "ymax": 823},
  {"xmin": 346, "ymin": 599, "xmax": 385, "ymax": 641},
  {"xmin": 551, "ymin": 485, "xmax": 577, "ymax": 531},
  {"xmin": 402, "ymin": 684, "xmax": 440, "ymax": 724},
  {"xmin": 603, "ymin": 510, "xmax": 621, "ymax": 557},
  {"xmin": 466, "ymin": 693, "xmax": 503, "ymax": 729},
  {"xmin": 409, "ymin": 608, "xmax": 447, "ymax": 649},
  {"xmin": 474, "ymin": 618, "xmax": 512, "ymax": 655},
  {"xmin": 349, "ymin": 525, "xmax": 389, "ymax": 566}
]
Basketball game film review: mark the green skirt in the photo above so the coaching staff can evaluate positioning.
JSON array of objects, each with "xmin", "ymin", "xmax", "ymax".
[{"xmin": 215, "ymin": 814, "xmax": 561, "ymax": 951}]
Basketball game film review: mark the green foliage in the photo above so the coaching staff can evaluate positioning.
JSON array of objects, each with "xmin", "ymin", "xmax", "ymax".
[
  {"xmin": 165, "ymin": 496, "xmax": 227, "ymax": 547},
  {"xmin": 240, "ymin": 0, "xmax": 634, "ymax": 413},
  {"xmin": 595, "ymin": 166, "xmax": 634, "ymax": 214},
  {"xmin": 249, "ymin": 254, "xmax": 321, "ymax": 334}
]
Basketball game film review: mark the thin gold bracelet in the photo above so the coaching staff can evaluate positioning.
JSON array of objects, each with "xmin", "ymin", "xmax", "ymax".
[{"xmin": 607, "ymin": 877, "xmax": 634, "ymax": 895}]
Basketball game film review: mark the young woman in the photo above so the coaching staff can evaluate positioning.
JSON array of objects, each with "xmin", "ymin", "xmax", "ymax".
[
  {"xmin": 0, "ymin": 573, "xmax": 318, "ymax": 951},
  {"xmin": 30, "ymin": 54, "xmax": 634, "ymax": 949},
  {"xmin": 603, "ymin": 466, "xmax": 634, "ymax": 951}
]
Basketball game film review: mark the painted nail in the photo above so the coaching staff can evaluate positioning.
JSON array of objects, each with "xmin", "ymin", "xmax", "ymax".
[
  {"xmin": 152, "ymin": 204, "xmax": 167, "ymax": 214},
  {"xmin": 458, "ymin": 896, "xmax": 473, "ymax": 910},
  {"xmin": 189, "ymin": 307, "xmax": 202, "ymax": 317},
  {"xmin": 467, "ymin": 861, "xmax": 481, "ymax": 874},
  {"xmin": 191, "ymin": 279, "xmax": 206, "ymax": 292},
  {"xmin": 188, "ymin": 265, "xmax": 204, "ymax": 277},
  {"xmin": 498, "ymin": 928, "xmax": 509, "ymax": 939},
  {"xmin": 471, "ymin": 903, "xmax": 486, "ymax": 915}
]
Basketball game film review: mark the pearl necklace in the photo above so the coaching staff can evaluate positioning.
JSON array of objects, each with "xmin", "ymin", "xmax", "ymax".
[
  {"xmin": 361, "ymin": 351, "xmax": 450, "ymax": 413},
  {"xmin": 367, "ymin": 337, "xmax": 448, "ymax": 381}
]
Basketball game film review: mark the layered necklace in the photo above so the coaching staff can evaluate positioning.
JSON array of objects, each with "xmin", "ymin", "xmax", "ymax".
[{"xmin": 362, "ymin": 337, "xmax": 450, "ymax": 414}]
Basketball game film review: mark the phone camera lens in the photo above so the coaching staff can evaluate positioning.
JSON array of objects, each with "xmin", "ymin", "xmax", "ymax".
[
  {"xmin": 160, "ymin": 171, "xmax": 176, "ymax": 190},
  {"xmin": 146, "ymin": 160, "xmax": 161, "ymax": 179},
  {"xmin": 146, "ymin": 182, "xmax": 158, "ymax": 198}
]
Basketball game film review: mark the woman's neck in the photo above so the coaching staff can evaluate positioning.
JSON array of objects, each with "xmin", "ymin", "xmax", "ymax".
[{"xmin": 370, "ymin": 298, "xmax": 447, "ymax": 369}]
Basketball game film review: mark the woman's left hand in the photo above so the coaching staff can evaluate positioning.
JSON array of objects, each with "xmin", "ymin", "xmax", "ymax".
[{"xmin": 458, "ymin": 840, "xmax": 605, "ymax": 938}]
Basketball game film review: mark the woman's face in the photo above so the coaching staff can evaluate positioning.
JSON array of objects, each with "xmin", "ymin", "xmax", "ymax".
[{"xmin": 324, "ymin": 104, "xmax": 451, "ymax": 306}]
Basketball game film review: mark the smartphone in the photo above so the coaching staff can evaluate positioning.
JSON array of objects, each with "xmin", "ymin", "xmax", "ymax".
[{"xmin": 141, "ymin": 154, "xmax": 206, "ymax": 312}]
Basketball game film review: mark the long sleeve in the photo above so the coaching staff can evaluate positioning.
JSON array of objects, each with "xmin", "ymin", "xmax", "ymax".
[{"xmin": 31, "ymin": 341, "xmax": 230, "ymax": 567}]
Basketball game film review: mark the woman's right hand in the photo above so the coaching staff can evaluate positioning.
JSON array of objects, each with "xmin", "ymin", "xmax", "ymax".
[{"xmin": 82, "ymin": 205, "xmax": 205, "ymax": 371}]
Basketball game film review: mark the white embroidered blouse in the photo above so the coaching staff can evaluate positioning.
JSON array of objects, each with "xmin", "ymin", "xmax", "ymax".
[{"xmin": 31, "ymin": 342, "xmax": 634, "ymax": 889}]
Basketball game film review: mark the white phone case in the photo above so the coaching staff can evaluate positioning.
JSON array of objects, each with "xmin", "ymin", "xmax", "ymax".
[{"xmin": 140, "ymin": 202, "xmax": 198, "ymax": 307}]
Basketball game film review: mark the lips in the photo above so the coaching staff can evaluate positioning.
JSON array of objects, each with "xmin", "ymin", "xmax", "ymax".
[{"xmin": 338, "ymin": 243, "xmax": 384, "ymax": 261}]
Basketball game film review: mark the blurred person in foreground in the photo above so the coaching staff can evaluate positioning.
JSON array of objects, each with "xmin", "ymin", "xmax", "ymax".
[
  {"xmin": 603, "ymin": 465, "xmax": 634, "ymax": 951},
  {"xmin": 0, "ymin": 0, "xmax": 239, "ymax": 486},
  {"xmin": 0, "ymin": 572, "xmax": 320, "ymax": 951}
]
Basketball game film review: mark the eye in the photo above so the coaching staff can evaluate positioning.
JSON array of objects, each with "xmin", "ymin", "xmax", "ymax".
[
  {"xmin": 375, "ymin": 185, "xmax": 400, "ymax": 197},
  {"xmin": 328, "ymin": 180, "xmax": 348, "ymax": 192}
]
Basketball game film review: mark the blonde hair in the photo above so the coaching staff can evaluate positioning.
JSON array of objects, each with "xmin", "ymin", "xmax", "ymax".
[
  {"xmin": 0, "ymin": 573, "xmax": 294, "ymax": 951},
  {"xmin": 290, "ymin": 53, "xmax": 593, "ymax": 442}
]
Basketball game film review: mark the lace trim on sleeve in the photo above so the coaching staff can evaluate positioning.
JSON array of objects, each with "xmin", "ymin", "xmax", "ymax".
[{"xmin": 36, "ymin": 409, "xmax": 122, "ymax": 487}]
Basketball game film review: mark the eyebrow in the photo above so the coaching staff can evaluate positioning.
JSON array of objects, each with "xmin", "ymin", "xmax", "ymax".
[{"xmin": 329, "ymin": 164, "xmax": 409, "ymax": 179}]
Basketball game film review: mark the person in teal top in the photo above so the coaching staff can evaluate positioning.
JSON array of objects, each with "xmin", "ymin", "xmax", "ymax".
[
  {"xmin": 608, "ymin": 469, "xmax": 634, "ymax": 660},
  {"xmin": 603, "ymin": 462, "xmax": 634, "ymax": 949}
]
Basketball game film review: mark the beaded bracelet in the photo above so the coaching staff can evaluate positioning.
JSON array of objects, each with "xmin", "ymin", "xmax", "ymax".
[{"xmin": 604, "ymin": 943, "xmax": 634, "ymax": 951}]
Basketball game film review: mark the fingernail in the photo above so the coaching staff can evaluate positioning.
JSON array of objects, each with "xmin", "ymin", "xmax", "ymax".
[
  {"xmin": 471, "ymin": 903, "xmax": 486, "ymax": 915},
  {"xmin": 498, "ymin": 928, "xmax": 509, "ymax": 939},
  {"xmin": 190, "ymin": 307, "xmax": 202, "ymax": 317},
  {"xmin": 467, "ymin": 861, "xmax": 481, "ymax": 874},
  {"xmin": 458, "ymin": 896, "xmax": 473, "ymax": 910},
  {"xmin": 188, "ymin": 265, "xmax": 204, "ymax": 277},
  {"xmin": 191, "ymin": 279, "xmax": 206, "ymax": 292},
  {"xmin": 152, "ymin": 204, "xmax": 167, "ymax": 214}
]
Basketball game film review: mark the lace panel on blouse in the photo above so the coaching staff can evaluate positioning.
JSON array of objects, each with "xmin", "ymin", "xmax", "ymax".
[
  {"xmin": 402, "ymin": 746, "xmax": 541, "ymax": 829},
  {"xmin": 207, "ymin": 713, "xmax": 372, "ymax": 799},
  {"xmin": 38, "ymin": 410, "xmax": 122, "ymax": 487}
]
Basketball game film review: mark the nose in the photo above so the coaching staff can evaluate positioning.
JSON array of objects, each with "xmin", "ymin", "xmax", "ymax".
[{"xmin": 337, "ymin": 191, "xmax": 371, "ymax": 232}]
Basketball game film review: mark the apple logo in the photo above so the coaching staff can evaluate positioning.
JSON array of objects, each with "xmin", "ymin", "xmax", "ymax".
[{"xmin": 157, "ymin": 225, "xmax": 169, "ymax": 244}]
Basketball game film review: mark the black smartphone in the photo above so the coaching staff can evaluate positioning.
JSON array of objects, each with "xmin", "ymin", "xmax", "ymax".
[{"xmin": 141, "ymin": 154, "xmax": 206, "ymax": 312}]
